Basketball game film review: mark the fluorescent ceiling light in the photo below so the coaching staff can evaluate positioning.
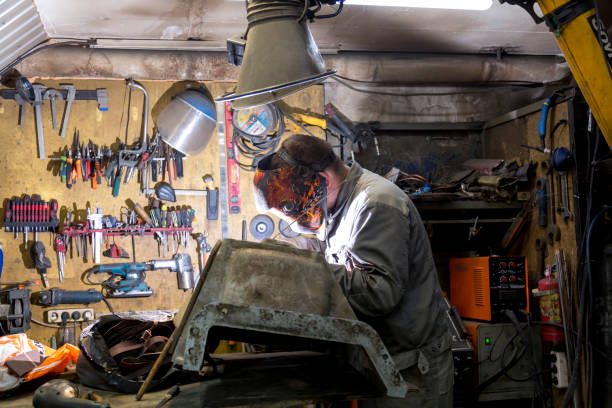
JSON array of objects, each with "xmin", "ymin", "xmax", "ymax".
[{"xmin": 343, "ymin": 0, "xmax": 493, "ymax": 10}]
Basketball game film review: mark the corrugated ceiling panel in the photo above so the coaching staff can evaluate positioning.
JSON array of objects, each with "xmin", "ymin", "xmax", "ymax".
[{"xmin": 0, "ymin": 0, "xmax": 48, "ymax": 73}]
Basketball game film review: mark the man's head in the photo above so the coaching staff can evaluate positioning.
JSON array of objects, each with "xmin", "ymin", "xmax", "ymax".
[{"xmin": 253, "ymin": 134, "xmax": 349, "ymax": 235}]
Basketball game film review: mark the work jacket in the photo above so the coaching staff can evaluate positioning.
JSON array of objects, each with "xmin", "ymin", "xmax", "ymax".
[{"xmin": 323, "ymin": 163, "xmax": 448, "ymax": 354}]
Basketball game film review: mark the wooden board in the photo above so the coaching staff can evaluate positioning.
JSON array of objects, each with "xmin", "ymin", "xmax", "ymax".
[
  {"xmin": 0, "ymin": 79, "xmax": 324, "ymax": 345},
  {"xmin": 1, "ymin": 353, "xmax": 380, "ymax": 408}
]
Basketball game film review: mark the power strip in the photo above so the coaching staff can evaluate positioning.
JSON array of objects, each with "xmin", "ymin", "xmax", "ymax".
[
  {"xmin": 550, "ymin": 351, "xmax": 568, "ymax": 388},
  {"xmin": 46, "ymin": 308, "xmax": 95, "ymax": 324}
]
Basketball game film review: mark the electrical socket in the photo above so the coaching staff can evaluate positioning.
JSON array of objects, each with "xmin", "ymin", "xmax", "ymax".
[
  {"xmin": 46, "ymin": 308, "xmax": 95, "ymax": 324},
  {"xmin": 550, "ymin": 351, "xmax": 568, "ymax": 388}
]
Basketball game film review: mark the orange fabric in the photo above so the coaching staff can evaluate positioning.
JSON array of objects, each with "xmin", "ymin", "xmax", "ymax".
[
  {"xmin": 23, "ymin": 344, "xmax": 80, "ymax": 382},
  {"xmin": 0, "ymin": 334, "xmax": 46, "ymax": 366}
]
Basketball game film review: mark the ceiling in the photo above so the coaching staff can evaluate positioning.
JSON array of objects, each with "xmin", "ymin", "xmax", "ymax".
[{"xmin": 34, "ymin": 0, "xmax": 561, "ymax": 56}]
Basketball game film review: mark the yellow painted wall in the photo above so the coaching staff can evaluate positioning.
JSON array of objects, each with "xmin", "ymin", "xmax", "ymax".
[
  {"xmin": 509, "ymin": 102, "xmax": 577, "ymax": 286},
  {"xmin": 0, "ymin": 78, "xmax": 323, "ymax": 345}
]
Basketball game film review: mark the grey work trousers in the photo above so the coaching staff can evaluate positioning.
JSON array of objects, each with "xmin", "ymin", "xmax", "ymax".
[{"xmin": 362, "ymin": 337, "xmax": 454, "ymax": 408}]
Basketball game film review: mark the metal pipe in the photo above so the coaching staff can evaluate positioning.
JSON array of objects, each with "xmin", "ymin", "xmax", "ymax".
[{"xmin": 140, "ymin": 188, "xmax": 208, "ymax": 196}]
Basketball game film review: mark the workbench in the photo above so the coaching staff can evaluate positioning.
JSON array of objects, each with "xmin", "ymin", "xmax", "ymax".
[{"xmin": 2, "ymin": 352, "xmax": 386, "ymax": 408}]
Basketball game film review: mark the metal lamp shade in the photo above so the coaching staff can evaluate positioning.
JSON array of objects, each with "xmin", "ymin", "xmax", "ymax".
[
  {"xmin": 157, "ymin": 88, "xmax": 217, "ymax": 156},
  {"xmin": 216, "ymin": 0, "xmax": 336, "ymax": 109}
]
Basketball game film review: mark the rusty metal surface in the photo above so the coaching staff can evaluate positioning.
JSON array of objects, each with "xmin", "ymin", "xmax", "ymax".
[
  {"xmin": 182, "ymin": 303, "xmax": 407, "ymax": 398},
  {"xmin": 13, "ymin": 49, "xmax": 568, "ymax": 125},
  {"xmin": 172, "ymin": 239, "xmax": 407, "ymax": 398},
  {"xmin": 15, "ymin": 49, "xmax": 568, "ymax": 84},
  {"xmin": 180, "ymin": 239, "xmax": 356, "ymax": 318},
  {"xmin": 33, "ymin": 0, "xmax": 559, "ymax": 56}
]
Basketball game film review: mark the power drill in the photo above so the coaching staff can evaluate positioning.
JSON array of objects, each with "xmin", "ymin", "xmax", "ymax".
[{"xmin": 88, "ymin": 254, "xmax": 196, "ymax": 298}]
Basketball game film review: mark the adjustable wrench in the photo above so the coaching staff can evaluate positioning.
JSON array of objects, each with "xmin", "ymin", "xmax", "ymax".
[
  {"xmin": 32, "ymin": 85, "xmax": 47, "ymax": 159},
  {"xmin": 556, "ymin": 173, "xmax": 564, "ymax": 214},
  {"xmin": 560, "ymin": 171, "xmax": 573, "ymax": 221},
  {"xmin": 14, "ymin": 93, "xmax": 27, "ymax": 126},
  {"xmin": 546, "ymin": 167, "xmax": 561, "ymax": 243}
]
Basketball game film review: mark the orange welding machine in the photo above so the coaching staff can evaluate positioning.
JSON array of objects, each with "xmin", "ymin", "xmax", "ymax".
[{"xmin": 450, "ymin": 256, "xmax": 529, "ymax": 322}]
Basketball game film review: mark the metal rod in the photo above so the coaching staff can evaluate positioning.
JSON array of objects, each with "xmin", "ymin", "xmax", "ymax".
[{"xmin": 140, "ymin": 188, "xmax": 208, "ymax": 196}]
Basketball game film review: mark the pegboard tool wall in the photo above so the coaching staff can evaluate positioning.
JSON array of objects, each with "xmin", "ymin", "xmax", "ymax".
[
  {"xmin": 0, "ymin": 78, "xmax": 324, "ymax": 344},
  {"xmin": 484, "ymin": 101, "xmax": 577, "ymax": 284},
  {"xmin": 510, "ymin": 102, "xmax": 577, "ymax": 287}
]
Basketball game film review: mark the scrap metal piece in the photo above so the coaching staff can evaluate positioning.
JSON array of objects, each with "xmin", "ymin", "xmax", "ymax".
[{"xmin": 171, "ymin": 239, "xmax": 408, "ymax": 398}]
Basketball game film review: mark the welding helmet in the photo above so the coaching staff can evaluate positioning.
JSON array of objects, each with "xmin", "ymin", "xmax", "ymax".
[{"xmin": 253, "ymin": 147, "xmax": 336, "ymax": 235}]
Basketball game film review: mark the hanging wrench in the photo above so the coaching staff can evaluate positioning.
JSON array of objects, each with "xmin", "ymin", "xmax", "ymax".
[
  {"xmin": 561, "ymin": 171, "xmax": 573, "ymax": 221},
  {"xmin": 545, "ymin": 165, "xmax": 561, "ymax": 243},
  {"xmin": 43, "ymin": 89, "xmax": 64, "ymax": 130},
  {"xmin": 556, "ymin": 173, "xmax": 564, "ymax": 214},
  {"xmin": 551, "ymin": 147, "xmax": 574, "ymax": 222},
  {"xmin": 14, "ymin": 93, "xmax": 27, "ymax": 126},
  {"xmin": 32, "ymin": 84, "xmax": 47, "ymax": 159},
  {"xmin": 60, "ymin": 84, "xmax": 76, "ymax": 138}
]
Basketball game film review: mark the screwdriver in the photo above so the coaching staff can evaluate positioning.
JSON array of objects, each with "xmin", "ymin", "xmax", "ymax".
[
  {"xmin": 15, "ymin": 198, "xmax": 21, "ymax": 239},
  {"xmin": 11, "ymin": 197, "xmax": 19, "ymax": 240},
  {"xmin": 23, "ymin": 195, "xmax": 30, "ymax": 244},
  {"xmin": 161, "ymin": 205, "xmax": 168, "ymax": 256},
  {"xmin": 181, "ymin": 209, "xmax": 188, "ymax": 247},
  {"xmin": 30, "ymin": 195, "xmax": 39, "ymax": 242}
]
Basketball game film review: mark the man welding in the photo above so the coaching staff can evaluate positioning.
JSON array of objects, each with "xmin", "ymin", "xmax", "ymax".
[{"xmin": 253, "ymin": 134, "xmax": 453, "ymax": 407}]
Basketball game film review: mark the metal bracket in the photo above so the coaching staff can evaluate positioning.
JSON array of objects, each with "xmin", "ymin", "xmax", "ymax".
[
  {"xmin": 542, "ymin": 0, "xmax": 593, "ymax": 31},
  {"xmin": 499, "ymin": 0, "xmax": 544, "ymax": 24},
  {"xmin": 500, "ymin": 0, "xmax": 593, "ymax": 31}
]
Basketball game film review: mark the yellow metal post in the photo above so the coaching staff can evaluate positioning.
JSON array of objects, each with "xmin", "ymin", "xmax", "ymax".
[{"xmin": 537, "ymin": 0, "xmax": 612, "ymax": 146}]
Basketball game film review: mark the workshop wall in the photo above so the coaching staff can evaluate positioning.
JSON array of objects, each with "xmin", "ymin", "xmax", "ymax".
[
  {"xmin": 16, "ymin": 49, "xmax": 567, "ymax": 127},
  {"xmin": 354, "ymin": 129, "xmax": 481, "ymax": 178},
  {"xmin": 0, "ymin": 79, "xmax": 324, "ymax": 345},
  {"xmin": 484, "ymin": 102, "xmax": 576, "ymax": 294}
]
